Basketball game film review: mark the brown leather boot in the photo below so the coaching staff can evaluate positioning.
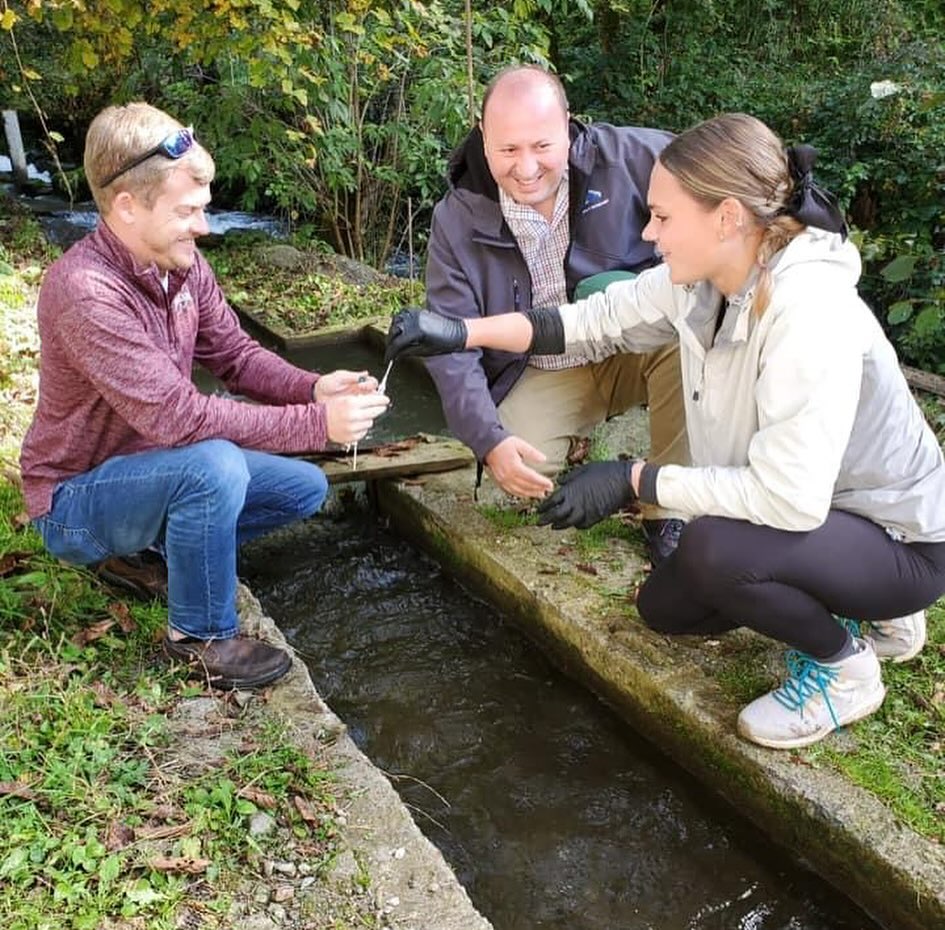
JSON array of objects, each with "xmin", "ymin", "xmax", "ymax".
[
  {"xmin": 163, "ymin": 635, "xmax": 292, "ymax": 690},
  {"xmin": 94, "ymin": 552, "xmax": 168, "ymax": 602}
]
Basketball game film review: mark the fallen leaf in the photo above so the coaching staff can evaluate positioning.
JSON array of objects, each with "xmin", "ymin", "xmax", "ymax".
[
  {"xmin": 148, "ymin": 856, "xmax": 210, "ymax": 874},
  {"xmin": 576, "ymin": 562, "xmax": 598, "ymax": 576},
  {"xmin": 238, "ymin": 786, "xmax": 278, "ymax": 810},
  {"xmin": 71, "ymin": 618, "xmax": 115, "ymax": 647},
  {"xmin": 0, "ymin": 780, "xmax": 37, "ymax": 800},
  {"xmin": 293, "ymin": 795, "xmax": 319, "ymax": 823},
  {"xmin": 107, "ymin": 601, "xmax": 137, "ymax": 634},
  {"xmin": 105, "ymin": 821, "xmax": 136, "ymax": 851}
]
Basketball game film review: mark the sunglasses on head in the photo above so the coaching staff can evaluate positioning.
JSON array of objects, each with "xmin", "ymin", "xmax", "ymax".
[{"xmin": 100, "ymin": 126, "xmax": 196, "ymax": 188}]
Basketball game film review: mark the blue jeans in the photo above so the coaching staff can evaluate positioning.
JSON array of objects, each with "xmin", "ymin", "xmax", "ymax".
[{"xmin": 34, "ymin": 440, "xmax": 328, "ymax": 640}]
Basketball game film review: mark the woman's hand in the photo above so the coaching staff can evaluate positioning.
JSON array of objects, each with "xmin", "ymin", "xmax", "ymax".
[
  {"xmin": 536, "ymin": 460, "xmax": 638, "ymax": 530},
  {"xmin": 385, "ymin": 309, "xmax": 468, "ymax": 364}
]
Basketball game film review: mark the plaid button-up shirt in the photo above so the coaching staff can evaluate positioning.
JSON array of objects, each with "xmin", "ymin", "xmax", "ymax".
[{"xmin": 500, "ymin": 178, "xmax": 589, "ymax": 370}]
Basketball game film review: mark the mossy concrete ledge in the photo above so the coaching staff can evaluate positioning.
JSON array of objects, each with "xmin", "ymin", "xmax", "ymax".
[{"xmin": 376, "ymin": 468, "xmax": 945, "ymax": 930}]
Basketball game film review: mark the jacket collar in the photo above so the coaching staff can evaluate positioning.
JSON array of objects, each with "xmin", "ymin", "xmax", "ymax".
[
  {"xmin": 89, "ymin": 220, "xmax": 193, "ymax": 302},
  {"xmin": 447, "ymin": 118, "xmax": 595, "ymax": 241}
]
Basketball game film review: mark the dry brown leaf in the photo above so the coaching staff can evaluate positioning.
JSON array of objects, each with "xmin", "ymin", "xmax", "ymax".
[
  {"xmin": 107, "ymin": 600, "xmax": 137, "ymax": 634},
  {"xmin": 238, "ymin": 786, "xmax": 278, "ymax": 810},
  {"xmin": 148, "ymin": 856, "xmax": 210, "ymax": 874},
  {"xmin": 71, "ymin": 618, "xmax": 115, "ymax": 647},
  {"xmin": 293, "ymin": 795, "xmax": 319, "ymax": 823},
  {"xmin": 0, "ymin": 780, "xmax": 37, "ymax": 800},
  {"xmin": 575, "ymin": 562, "xmax": 598, "ymax": 576}
]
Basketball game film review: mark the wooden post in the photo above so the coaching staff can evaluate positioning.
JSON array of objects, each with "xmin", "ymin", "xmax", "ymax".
[{"xmin": 2, "ymin": 110, "xmax": 29, "ymax": 188}]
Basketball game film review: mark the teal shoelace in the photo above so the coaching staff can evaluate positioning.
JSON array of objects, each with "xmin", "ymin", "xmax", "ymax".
[{"xmin": 772, "ymin": 651, "xmax": 841, "ymax": 730}]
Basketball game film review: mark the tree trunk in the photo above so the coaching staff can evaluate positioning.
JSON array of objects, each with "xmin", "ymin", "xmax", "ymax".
[{"xmin": 2, "ymin": 111, "xmax": 29, "ymax": 188}]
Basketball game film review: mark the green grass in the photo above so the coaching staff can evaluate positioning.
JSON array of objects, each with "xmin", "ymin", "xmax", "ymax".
[
  {"xmin": 571, "ymin": 515, "xmax": 639, "ymax": 559},
  {"xmin": 476, "ymin": 503, "xmax": 538, "ymax": 531},
  {"xmin": 803, "ymin": 604, "xmax": 945, "ymax": 842},
  {"xmin": 711, "ymin": 637, "xmax": 779, "ymax": 706},
  {"xmin": 0, "ymin": 481, "xmax": 352, "ymax": 928}
]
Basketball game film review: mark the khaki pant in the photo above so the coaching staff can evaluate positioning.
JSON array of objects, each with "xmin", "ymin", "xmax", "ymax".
[{"xmin": 497, "ymin": 344, "xmax": 689, "ymax": 519}]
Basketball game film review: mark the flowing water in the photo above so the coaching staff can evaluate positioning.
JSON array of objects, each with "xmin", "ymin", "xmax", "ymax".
[{"xmin": 242, "ymin": 509, "xmax": 881, "ymax": 930}]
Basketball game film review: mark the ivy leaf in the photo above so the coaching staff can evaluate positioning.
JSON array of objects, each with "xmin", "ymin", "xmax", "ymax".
[
  {"xmin": 881, "ymin": 254, "xmax": 917, "ymax": 283},
  {"xmin": 886, "ymin": 300, "xmax": 913, "ymax": 325}
]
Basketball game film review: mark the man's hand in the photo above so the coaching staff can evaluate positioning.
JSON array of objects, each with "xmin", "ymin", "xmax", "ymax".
[
  {"xmin": 536, "ymin": 460, "xmax": 637, "ymax": 530},
  {"xmin": 324, "ymin": 393, "xmax": 390, "ymax": 445},
  {"xmin": 385, "ymin": 308, "xmax": 467, "ymax": 365},
  {"xmin": 313, "ymin": 369, "xmax": 378, "ymax": 402},
  {"xmin": 485, "ymin": 436, "xmax": 554, "ymax": 499}
]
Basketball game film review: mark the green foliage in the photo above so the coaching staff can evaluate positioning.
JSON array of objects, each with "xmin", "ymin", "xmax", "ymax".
[
  {"xmin": 6, "ymin": 0, "xmax": 557, "ymax": 265},
  {"xmin": 8, "ymin": 0, "xmax": 945, "ymax": 366},
  {"xmin": 0, "ymin": 480, "xmax": 351, "ymax": 928},
  {"xmin": 202, "ymin": 237, "xmax": 424, "ymax": 337},
  {"xmin": 556, "ymin": 0, "xmax": 945, "ymax": 368}
]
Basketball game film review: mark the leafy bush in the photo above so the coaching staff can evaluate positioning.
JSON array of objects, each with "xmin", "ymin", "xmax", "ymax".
[{"xmin": 556, "ymin": 1, "xmax": 945, "ymax": 368}]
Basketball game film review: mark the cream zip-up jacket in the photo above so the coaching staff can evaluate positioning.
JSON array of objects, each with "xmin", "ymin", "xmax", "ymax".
[{"xmin": 556, "ymin": 228, "xmax": 945, "ymax": 542}]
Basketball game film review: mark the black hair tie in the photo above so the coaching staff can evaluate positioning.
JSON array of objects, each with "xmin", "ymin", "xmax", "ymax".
[{"xmin": 782, "ymin": 144, "xmax": 848, "ymax": 239}]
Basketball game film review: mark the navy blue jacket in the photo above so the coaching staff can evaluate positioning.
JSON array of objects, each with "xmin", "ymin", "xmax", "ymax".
[{"xmin": 424, "ymin": 119, "xmax": 672, "ymax": 460}]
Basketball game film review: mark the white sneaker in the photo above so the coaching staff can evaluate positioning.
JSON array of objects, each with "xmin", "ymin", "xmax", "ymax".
[
  {"xmin": 737, "ymin": 640, "xmax": 885, "ymax": 750},
  {"xmin": 861, "ymin": 610, "xmax": 926, "ymax": 663}
]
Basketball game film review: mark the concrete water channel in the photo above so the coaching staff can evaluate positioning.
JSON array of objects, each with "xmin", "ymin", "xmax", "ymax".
[
  {"xmin": 218, "ymin": 326, "xmax": 944, "ymax": 930},
  {"xmin": 243, "ymin": 505, "xmax": 879, "ymax": 930}
]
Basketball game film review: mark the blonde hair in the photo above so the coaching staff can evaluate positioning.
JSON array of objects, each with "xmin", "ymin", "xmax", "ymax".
[
  {"xmin": 659, "ymin": 113, "xmax": 804, "ymax": 315},
  {"xmin": 84, "ymin": 102, "xmax": 215, "ymax": 214}
]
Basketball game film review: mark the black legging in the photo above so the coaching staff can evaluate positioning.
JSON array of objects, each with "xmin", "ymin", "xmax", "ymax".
[{"xmin": 637, "ymin": 510, "xmax": 945, "ymax": 658}]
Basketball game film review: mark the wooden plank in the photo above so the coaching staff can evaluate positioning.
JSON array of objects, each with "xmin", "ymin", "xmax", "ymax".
[{"xmin": 305, "ymin": 434, "xmax": 474, "ymax": 485}]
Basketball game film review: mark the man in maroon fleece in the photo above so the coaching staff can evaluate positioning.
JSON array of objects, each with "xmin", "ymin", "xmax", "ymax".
[{"xmin": 19, "ymin": 102, "xmax": 389, "ymax": 689}]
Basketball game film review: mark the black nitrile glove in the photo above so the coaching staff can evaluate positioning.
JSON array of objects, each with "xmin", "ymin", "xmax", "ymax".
[
  {"xmin": 536, "ymin": 460, "xmax": 637, "ymax": 530},
  {"xmin": 384, "ymin": 308, "xmax": 468, "ymax": 365}
]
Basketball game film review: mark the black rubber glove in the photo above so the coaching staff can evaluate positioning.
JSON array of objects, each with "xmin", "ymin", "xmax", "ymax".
[
  {"xmin": 536, "ymin": 460, "xmax": 637, "ymax": 530},
  {"xmin": 385, "ymin": 308, "xmax": 468, "ymax": 365}
]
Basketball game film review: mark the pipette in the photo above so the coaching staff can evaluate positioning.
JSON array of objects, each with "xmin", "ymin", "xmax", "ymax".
[{"xmin": 377, "ymin": 359, "xmax": 394, "ymax": 395}]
